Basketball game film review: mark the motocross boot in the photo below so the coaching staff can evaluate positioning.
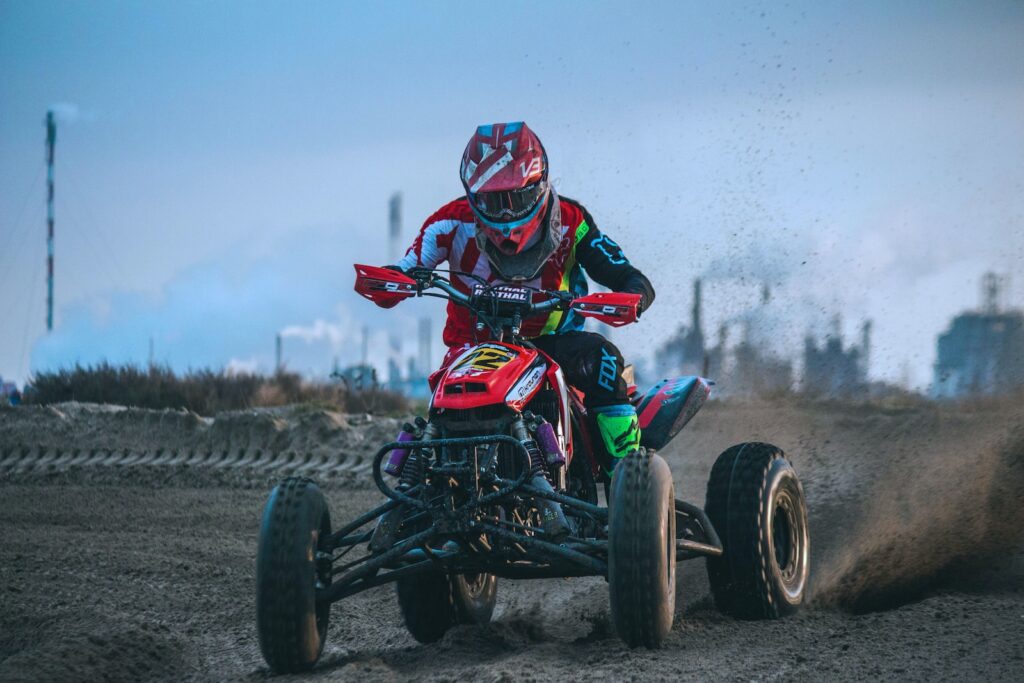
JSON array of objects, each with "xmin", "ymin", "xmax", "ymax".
[{"xmin": 593, "ymin": 404, "xmax": 641, "ymax": 476}]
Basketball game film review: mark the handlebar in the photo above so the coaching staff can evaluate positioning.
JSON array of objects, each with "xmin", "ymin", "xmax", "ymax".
[
  {"xmin": 355, "ymin": 263, "xmax": 639, "ymax": 333},
  {"xmin": 411, "ymin": 269, "xmax": 570, "ymax": 316},
  {"xmin": 426, "ymin": 275, "xmax": 470, "ymax": 305}
]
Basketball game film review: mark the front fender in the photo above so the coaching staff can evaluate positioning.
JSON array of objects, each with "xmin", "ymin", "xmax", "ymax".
[{"xmin": 636, "ymin": 377, "xmax": 712, "ymax": 451}]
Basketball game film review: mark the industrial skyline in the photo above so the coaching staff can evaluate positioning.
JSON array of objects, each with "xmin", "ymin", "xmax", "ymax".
[
  {"xmin": 7, "ymin": 117, "xmax": 1022, "ymax": 398},
  {"xmin": 2, "ymin": 2, "xmax": 1022, "ymax": 391}
]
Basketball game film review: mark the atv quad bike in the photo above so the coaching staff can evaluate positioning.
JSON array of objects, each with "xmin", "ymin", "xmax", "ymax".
[{"xmin": 255, "ymin": 266, "xmax": 810, "ymax": 673}]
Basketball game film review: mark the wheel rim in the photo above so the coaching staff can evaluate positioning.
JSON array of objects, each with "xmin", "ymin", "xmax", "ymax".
[
  {"xmin": 769, "ymin": 485, "xmax": 808, "ymax": 600},
  {"xmin": 773, "ymin": 496, "xmax": 796, "ymax": 580},
  {"xmin": 461, "ymin": 572, "xmax": 488, "ymax": 597}
]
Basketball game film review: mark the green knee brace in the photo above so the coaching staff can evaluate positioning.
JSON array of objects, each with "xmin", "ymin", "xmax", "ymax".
[{"xmin": 593, "ymin": 404, "xmax": 641, "ymax": 472}]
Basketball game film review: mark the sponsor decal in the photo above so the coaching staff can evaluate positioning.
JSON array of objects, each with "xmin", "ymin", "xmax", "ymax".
[
  {"xmin": 451, "ymin": 344, "xmax": 517, "ymax": 375},
  {"xmin": 472, "ymin": 284, "xmax": 531, "ymax": 304},
  {"xmin": 597, "ymin": 347, "xmax": 619, "ymax": 392},
  {"xmin": 519, "ymin": 157, "xmax": 543, "ymax": 179},
  {"xmin": 506, "ymin": 364, "xmax": 545, "ymax": 403},
  {"xmin": 590, "ymin": 234, "xmax": 628, "ymax": 265}
]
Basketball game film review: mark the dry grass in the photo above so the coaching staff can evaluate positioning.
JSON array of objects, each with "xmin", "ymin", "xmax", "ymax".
[{"xmin": 23, "ymin": 363, "xmax": 409, "ymax": 416}]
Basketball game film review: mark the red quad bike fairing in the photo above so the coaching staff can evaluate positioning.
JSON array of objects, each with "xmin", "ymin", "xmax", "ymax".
[
  {"xmin": 432, "ymin": 343, "xmax": 542, "ymax": 411},
  {"xmin": 254, "ymin": 265, "xmax": 810, "ymax": 674}
]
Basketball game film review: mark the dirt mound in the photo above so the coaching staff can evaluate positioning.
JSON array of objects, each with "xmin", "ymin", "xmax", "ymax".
[
  {"xmin": 0, "ymin": 402, "xmax": 403, "ymax": 479},
  {"xmin": 814, "ymin": 424, "xmax": 1024, "ymax": 612}
]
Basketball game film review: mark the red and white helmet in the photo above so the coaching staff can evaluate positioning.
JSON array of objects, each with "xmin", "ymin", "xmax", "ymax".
[{"xmin": 460, "ymin": 122, "xmax": 552, "ymax": 256}]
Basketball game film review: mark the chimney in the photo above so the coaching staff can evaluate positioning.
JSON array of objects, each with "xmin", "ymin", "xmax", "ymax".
[
  {"xmin": 275, "ymin": 333, "xmax": 282, "ymax": 373},
  {"xmin": 388, "ymin": 192, "xmax": 402, "ymax": 263},
  {"xmin": 860, "ymin": 320, "xmax": 872, "ymax": 377},
  {"xmin": 692, "ymin": 278, "xmax": 703, "ymax": 335}
]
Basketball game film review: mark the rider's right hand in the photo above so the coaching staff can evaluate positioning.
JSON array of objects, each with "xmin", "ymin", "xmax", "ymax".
[
  {"xmin": 405, "ymin": 267, "xmax": 433, "ymax": 285},
  {"xmin": 384, "ymin": 264, "xmax": 433, "ymax": 290}
]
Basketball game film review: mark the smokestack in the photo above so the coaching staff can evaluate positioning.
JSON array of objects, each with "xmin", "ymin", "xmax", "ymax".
[
  {"xmin": 45, "ymin": 110, "xmax": 56, "ymax": 332},
  {"xmin": 275, "ymin": 333, "xmax": 282, "ymax": 373},
  {"xmin": 388, "ymin": 332, "xmax": 401, "ymax": 384},
  {"xmin": 830, "ymin": 313, "xmax": 842, "ymax": 341},
  {"xmin": 388, "ymin": 192, "xmax": 402, "ymax": 263},
  {"xmin": 418, "ymin": 317, "xmax": 432, "ymax": 375},
  {"xmin": 981, "ymin": 272, "xmax": 1002, "ymax": 314},
  {"xmin": 860, "ymin": 320, "xmax": 872, "ymax": 377},
  {"xmin": 386, "ymin": 193, "xmax": 404, "ymax": 385},
  {"xmin": 692, "ymin": 278, "xmax": 702, "ymax": 336}
]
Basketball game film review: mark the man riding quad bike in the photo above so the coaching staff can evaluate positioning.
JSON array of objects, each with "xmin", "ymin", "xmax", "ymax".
[{"xmin": 255, "ymin": 122, "xmax": 810, "ymax": 673}]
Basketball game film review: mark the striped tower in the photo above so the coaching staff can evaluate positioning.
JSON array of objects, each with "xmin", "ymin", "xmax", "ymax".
[{"xmin": 45, "ymin": 110, "xmax": 56, "ymax": 332}]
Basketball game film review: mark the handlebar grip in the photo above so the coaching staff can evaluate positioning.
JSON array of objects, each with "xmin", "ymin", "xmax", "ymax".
[
  {"xmin": 432, "ymin": 277, "xmax": 471, "ymax": 305},
  {"xmin": 529, "ymin": 297, "xmax": 568, "ymax": 314}
]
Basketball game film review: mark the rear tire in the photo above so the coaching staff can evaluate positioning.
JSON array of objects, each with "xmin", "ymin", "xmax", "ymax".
[
  {"xmin": 396, "ymin": 572, "xmax": 497, "ymax": 643},
  {"xmin": 256, "ymin": 477, "xmax": 332, "ymax": 673},
  {"xmin": 704, "ymin": 442, "xmax": 810, "ymax": 619},
  {"xmin": 608, "ymin": 450, "xmax": 676, "ymax": 648}
]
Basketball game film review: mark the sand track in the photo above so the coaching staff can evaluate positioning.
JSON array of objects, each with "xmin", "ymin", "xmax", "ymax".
[{"xmin": 1, "ymin": 400, "xmax": 1022, "ymax": 681}]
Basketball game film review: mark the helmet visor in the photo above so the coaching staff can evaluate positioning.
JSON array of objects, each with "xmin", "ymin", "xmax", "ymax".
[{"xmin": 470, "ymin": 181, "xmax": 547, "ymax": 223}]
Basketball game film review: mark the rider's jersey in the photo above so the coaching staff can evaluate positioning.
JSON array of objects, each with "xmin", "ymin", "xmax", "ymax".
[{"xmin": 397, "ymin": 196, "xmax": 654, "ymax": 347}]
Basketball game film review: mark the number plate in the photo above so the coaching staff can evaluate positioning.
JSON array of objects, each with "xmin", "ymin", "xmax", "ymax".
[{"xmin": 451, "ymin": 344, "xmax": 518, "ymax": 375}]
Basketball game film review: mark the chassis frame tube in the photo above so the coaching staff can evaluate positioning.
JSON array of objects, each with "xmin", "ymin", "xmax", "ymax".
[
  {"xmin": 519, "ymin": 483, "xmax": 608, "ymax": 521},
  {"xmin": 320, "ymin": 528, "xmax": 437, "ymax": 603},
  {"xmin": 674, "ymin": 498, "xmax": 723, "ymax": 557},
  {"xmin": 320, "ymin": 521, "xmax": 608, "ymax": 604},
  {"xmin": 320, "ymin": 551, "xmax": 458, "ymax": 601},
  {"xmin": 372, "ymin": 435, "xmax": 533, "ymax": 508},
  {"xmin": 475, "ymin": 522, "xmax": 607, "ymax": 575},
  {"xmin": 327, "ymin": 496, "xmax": 404, "ymax": 547},
  {"xmin": 322, "ymin": 550, "xmax": 607, "ymax": 603}
]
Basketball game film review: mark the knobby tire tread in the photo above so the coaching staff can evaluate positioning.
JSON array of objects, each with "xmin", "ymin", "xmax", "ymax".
[
  {"xmin": 396, "ymin": 572, "xmax": 457, "ymax": 643},
  {"xmin": 256, "ymin": 476, "xmax": 330, "ymax": 673},
  {"xmin": 705, "ymin": 442, "xmax": 786, "ymax": 619},
  {"xmin": 609, "ymin": 450, "xmax": 674, "ymax": 648}
]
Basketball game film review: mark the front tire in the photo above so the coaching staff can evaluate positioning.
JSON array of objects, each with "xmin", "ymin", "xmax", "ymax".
[
  {"xmin": 396, "ymin": 572, "xmax": 497, "ymax": 643},
  {"xmin": 608, "ymin": 450, "xmax": 676, "ymax": 648},
  {"xmin": 704, "ymin": 443, "xmax": 810, "ymax": 619},
  {"xmin": 256, "ymin": 477, "xmax": 332, "ymax": 673}
]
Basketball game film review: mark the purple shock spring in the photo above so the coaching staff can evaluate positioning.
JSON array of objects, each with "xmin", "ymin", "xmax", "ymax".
[
  {"xmin": 384, "ymin": 429, "xmax": 415, "ymax": 476},
  {"xmin": 534, "ymin": 421, "xmax": 566, "ymax": 467}
]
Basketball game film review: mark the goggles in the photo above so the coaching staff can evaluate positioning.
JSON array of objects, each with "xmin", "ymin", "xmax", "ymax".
[{"xmin": 469, "ymin": 181, "xmax": 547, "ymax": 224}]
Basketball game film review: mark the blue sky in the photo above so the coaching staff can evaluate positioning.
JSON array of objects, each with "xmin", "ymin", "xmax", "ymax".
[{"xmin": 1, "ymin": 1, "xmax": 1022, "ymax": 389}]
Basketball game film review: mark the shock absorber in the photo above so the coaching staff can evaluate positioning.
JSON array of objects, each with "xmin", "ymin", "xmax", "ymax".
[
  {"xmin": 384, "ymin": 422, "xmax": 418, "ymax": 477},
  {"xmin": 370, "ymin": 419, "xmax": 433, "ymax": 554},
  {"xmin": 532, "ymin": 415, "xmax": 567, "ymax": 491},
  {"xmin": 511, "ymin": 415, "xmax": 570, "ymax": 539},
  {"xmin": 524, "ymin": 440, "xmax": 546, "ymax": 477},
  {"xmin": 399, "ymin": 418, "xmax": 436, "ymax": 489}
]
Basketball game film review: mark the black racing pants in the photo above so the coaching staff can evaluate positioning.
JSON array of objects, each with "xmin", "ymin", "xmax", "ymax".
[{"xmin": 531, "ymin": 331, "xmax": 628, "ymax": 408}]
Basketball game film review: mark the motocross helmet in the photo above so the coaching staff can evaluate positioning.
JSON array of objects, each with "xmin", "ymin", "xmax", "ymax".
[{"xmin": 460, "ymin": 122, "xmax": 562, "ymax": 281}]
